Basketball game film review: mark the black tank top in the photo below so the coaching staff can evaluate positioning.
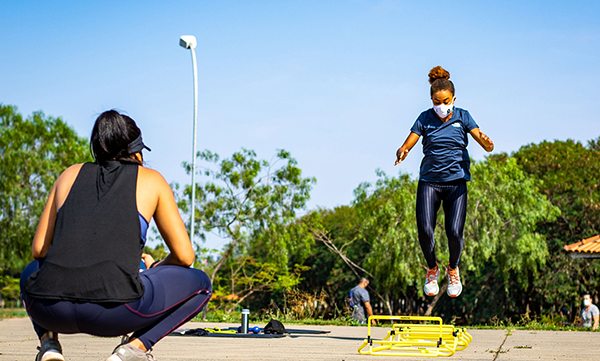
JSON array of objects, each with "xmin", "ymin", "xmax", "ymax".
[{"xmin": 25, "ymin": 162, "xmax": 145, "ymax": 302}]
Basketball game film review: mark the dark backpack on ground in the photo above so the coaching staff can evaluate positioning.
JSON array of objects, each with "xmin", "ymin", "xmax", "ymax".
[{"xmin": 264, "ymin": 319, "xmax": 287, "ymax": 334}]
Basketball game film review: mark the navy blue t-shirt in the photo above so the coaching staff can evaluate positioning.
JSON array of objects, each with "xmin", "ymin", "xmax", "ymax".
[{"xmin": 410, "ymin": 107, "xmax": 479, "ymax": 183}]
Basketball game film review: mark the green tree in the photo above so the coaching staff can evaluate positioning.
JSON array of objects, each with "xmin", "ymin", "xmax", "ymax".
[
  {"xmin": 0, "ymin": 104, "xmax": 91, "ymax": 277},
  {"xmin": 513, "ymin": 139, "xmax": 600, "ymax": 313},
  {"xmin": 209, "ymin": 256, "xmax": 307, "ymax": 315},
  {"xmin": 588, "ymin": 136, "xmax": 600, "ymax": 151},
  {"xmin": 178, "ymin": 148, "xmax": 316, "ymax": 287}
]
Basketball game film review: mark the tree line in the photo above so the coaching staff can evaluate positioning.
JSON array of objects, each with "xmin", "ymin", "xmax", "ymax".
[{"xmin": 1, "ymin": 104, "xmax": 599, "ymax": 325}]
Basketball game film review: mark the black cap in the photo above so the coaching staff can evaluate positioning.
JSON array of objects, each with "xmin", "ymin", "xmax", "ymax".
[{"xmin": 127, "ymin": 134, "xmax": 151, "ymax": 154}]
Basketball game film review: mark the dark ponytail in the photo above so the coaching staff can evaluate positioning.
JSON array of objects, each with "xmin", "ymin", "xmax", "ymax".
[{"xmin": 90, "ymin": 110, "xmax": 144, "ymax": 165}]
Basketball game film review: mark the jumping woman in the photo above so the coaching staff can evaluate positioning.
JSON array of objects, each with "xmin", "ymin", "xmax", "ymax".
[
  {"xmin": 394, "ymin": 66, "xmax": 494, "ymax": 297},
  {"xmin": 20, "ymin": 110, "xmax": 212, "ymax": 361}
]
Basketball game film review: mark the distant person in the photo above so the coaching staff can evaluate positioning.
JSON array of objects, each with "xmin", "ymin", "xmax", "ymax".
[
  {"xmin": 394, "ymin": 66, "xmax": 494, "ymax": 297},
  {"xmin": 350, "ymin": 278, "xmax": 375, "ymax": 324},
  {"xmin": 20, "ymin": 110, "xmax": 212, "ymax": 361},
  {"xmin": 579, "ymin": 292, "xmax": 599, "ymax": 330}
]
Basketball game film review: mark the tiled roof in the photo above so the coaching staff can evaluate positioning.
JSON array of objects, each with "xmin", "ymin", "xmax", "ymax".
[{"xmin": 564, "ymin": 235, "xmax": 600, "ymax": 253}]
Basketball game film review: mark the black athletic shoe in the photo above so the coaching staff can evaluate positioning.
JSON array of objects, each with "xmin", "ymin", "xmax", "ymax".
[{"xmin": 35, "ymin": 333, "xmax": 64, "ymax": 361}]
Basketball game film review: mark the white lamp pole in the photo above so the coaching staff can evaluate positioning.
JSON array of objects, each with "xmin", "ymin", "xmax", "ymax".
[{"xmin": 179, "ymin": 35, "xmax": 198, "ymax": 245}]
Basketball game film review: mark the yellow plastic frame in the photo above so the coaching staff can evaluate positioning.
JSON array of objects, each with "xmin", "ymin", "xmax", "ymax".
[{"xmin": 357, "ymin": 315, "xmax": 472, "ymax": 357}]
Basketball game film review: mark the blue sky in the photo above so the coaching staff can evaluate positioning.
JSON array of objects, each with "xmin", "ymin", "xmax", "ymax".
[{"xmin": 1, "ymin": 1, "xmax": 599, "ymax": 250}]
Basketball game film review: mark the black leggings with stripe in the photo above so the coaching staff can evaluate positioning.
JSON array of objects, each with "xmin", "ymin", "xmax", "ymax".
[
  {"xmin": 21, "ymin": 261, "xmax": 211, "ymax": 351},
  {"xmin": 416, "ymin": 179, "xmax": 468, "ymax": 270}
]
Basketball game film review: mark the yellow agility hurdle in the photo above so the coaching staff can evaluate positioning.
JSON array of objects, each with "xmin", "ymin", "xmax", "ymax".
[
  {"xmin": 389, "ymin": 324, "xmax": 472, "ymax": 354},
  {"xmin": 357, "ymin": 315, "xmax": 472, "ymax": 357}
]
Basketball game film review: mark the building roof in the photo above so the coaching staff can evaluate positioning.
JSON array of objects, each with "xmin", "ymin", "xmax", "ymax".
[{"xmin": 564, "ymin": 235, "xmax": 600, "ymax": 255}]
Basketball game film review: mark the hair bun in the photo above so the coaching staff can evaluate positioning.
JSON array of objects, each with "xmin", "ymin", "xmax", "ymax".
[{"xmin": 428, "ymin": 66, "xmax": 450, "ymax": 85}]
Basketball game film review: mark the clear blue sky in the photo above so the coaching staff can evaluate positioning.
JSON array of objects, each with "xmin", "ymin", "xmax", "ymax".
[{"xmin": 1, "ymin": 1, "xmax": 599, "ymax": 250}]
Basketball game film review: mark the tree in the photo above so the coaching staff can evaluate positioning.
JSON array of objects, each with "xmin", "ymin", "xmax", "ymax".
[
  {"xmin": 0, "ymin": 104, "xmax": 91, "ymax": 276},
  {"xmin": 513, "ymin": 139, "xmax": 600, "ymax": 244},
  {"xmin": 178, "ymin": 148, "xmax": 316, "ymax": 287},
  {"xmin": 209, "ymin": 256, "xmax": 307, "ymax": 315},
  {"xmin": 588, "ymin": 136, "xmax": 600, "ymax": 151},
  {"xmin": 512, "ymin": 139, "xmax": 600, "ymax": 314}
]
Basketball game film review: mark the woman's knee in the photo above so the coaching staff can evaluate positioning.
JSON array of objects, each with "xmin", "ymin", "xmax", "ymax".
[
  {"xmin": 190, "ymin": 268, "xmax": 212, "ymax": 293},
  {"xmin": 146, "ymin": 266, "xmax": 211, "ymax": 293}
]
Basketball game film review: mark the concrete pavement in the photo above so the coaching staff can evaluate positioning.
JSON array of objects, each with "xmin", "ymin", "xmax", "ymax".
[{"xmin": 1, "ymin": 317, "xmax": 598, "ymax": 360}]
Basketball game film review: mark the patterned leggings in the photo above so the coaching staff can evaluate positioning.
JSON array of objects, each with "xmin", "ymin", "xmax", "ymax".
[{"xmin": 416, "ymin": 180, "xmax": 468, "ymax": 270}]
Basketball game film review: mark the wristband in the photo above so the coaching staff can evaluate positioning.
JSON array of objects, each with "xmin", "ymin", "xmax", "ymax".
[{"xmin": 150, "ymin": 260, "xmax": 161, "ymax": 269}]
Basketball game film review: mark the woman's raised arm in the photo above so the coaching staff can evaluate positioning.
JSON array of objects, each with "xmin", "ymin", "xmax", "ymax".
[{"xmin": 469, "ymin": 128, "xmax": 494, "ymax": 152}]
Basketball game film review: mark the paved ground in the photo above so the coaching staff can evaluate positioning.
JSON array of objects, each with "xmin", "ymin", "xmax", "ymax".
[{"xmin": 1, "ymin": 317, "xmax": 598, "ymax": 360}]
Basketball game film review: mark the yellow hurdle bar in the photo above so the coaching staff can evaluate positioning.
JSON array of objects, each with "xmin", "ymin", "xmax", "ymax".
[{"xmin": 357, "ymin": 315, "xmax": 472, "ymax": 357}]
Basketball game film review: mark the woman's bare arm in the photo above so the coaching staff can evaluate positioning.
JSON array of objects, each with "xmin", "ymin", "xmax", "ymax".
[
  {"xmin": 31, "ymin": 184, "xmax": 58, "ymax": 259},
  {"xmin": 137, "ymin": 167, "xmax": 195, "ymax": 268},
  {"xmin": 469, "ymin": 128, "xmax": 494, "ymax": 152},
  {"xmin": 395, "ymin": 132, "xmax": 421, "ymax": 165}
]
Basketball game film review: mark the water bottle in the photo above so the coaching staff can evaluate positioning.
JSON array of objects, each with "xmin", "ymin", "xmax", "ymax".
[{"xmin": 241, "ymin": 309, "xmax": 250, "ymax": 334}]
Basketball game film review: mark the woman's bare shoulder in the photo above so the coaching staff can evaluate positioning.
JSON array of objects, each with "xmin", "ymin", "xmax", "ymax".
[
  {"xmin": 137, "ymin": 166, "xmax": 170, "ymax": 189},
  {"xmin": 53, "ymin": 163, "xmax": 86, "ymax": 207},
  {"xmin": 56, "ymin": 163, "xmax": 85, "ymax": 185}
]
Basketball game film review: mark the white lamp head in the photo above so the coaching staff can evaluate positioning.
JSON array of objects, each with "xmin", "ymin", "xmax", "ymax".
[{"xmin": 179, "ymin": 35, "xmax": 197, "ymax": 49}]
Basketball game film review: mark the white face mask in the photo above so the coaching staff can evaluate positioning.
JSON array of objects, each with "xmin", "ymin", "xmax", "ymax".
[
  {"xmin": 433, "ymin": 99, "xmax": 455, "ymax": 119},
  {"xmin": 584, "ymin": 299, "xmax": 592, "ymax": 306}
]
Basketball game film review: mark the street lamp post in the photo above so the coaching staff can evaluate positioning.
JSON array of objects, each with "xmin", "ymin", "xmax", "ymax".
[{"xmin": 179, "ymin": 35, "xmax": 198, "ymax": 245}]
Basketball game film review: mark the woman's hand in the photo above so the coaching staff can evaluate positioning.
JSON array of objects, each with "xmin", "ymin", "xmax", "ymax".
[
  {"xmin": 141, "ymin": 253, "xmax": 155, "ymax": 269},
  {"xmin": 395, "ymin": 147, "xmax": 409, "ymax": 165},
  {"xmin": 395, "ymin": 132, "xmax": 420, "ymax": 166}
]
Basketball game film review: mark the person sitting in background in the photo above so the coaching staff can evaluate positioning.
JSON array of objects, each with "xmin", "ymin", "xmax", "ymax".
[{"xmin": 579, "ymin": 292, "xmax": 599, "ymax": 330}]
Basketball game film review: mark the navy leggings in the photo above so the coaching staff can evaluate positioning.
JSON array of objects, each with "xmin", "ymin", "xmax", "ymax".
[
  {"xmin": 416, "ymin": 180, "xmax": 468, "ymax": 270},
  {"xmin": 20, "ymin": 261, "xmax": 211, "ymax": 350}
]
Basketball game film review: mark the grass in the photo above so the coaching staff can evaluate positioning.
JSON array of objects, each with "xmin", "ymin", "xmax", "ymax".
[
  {"xmin": 470, "ymin": 324, "xmax": 584, "ymax": 331},
  {"xmin": 467, "ymin": 314, "xmax": 593, "ymax": 332},
  {"xmin": 0, "ymin": 308, "xmax": 28, "ymax": 320}
]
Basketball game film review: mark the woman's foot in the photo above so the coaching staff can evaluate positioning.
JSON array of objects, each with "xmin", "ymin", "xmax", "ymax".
[
  {"xmin": 423, "ymin": 265, "xmax": 440, "ymax": 296},
  {"xmin": 36, "ymin": 332, "xmax": 65, "ymax": 361},
  {"xmin": 106, "ymin": 343, "xmax": 155, "ymax": 361},
  {"xmin": 446, "ymin": 265, "xmax": 463, "ymax": 297}
]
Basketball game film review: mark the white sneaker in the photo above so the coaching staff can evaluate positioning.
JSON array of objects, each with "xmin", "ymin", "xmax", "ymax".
[
  {"xmin": 106, "ymin": 343, "xmax": 155, "ymax": 361},
  {"xmin": 424, "ymin": 265, "xmax": 440, "ymax": 296},
  {"xmin": 446, "ymin": 265, "xmax": 463, "ymax": 297}
]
